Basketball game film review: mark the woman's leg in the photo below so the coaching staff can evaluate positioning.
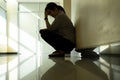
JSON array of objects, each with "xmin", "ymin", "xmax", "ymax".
[
  {"xmin": 40, "ymin": 29, "xmax": 75, "ymax": 53},
  {"xmin": 75, "ymin": 47, "xmax": 96, "ymax": 53},
  {"xmin": 75, "ymin": 47, "xmax": 99, "ymax": 58},
  {"xmin": 40, "ymin": 29, "xmax": 58, "ymax": 50}
]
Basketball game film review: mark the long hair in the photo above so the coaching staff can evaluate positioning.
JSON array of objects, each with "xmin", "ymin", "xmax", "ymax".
[
  {"xmin": 45, "ymin": 2, "xmax": 65, "ymax": 13},
  {"xmin": 57, "ymin": 5, "xmax": 66, "ymax": 13},
  {"xmin": 45, "ymin": 2, "xmax": 58, "ymax": 11}
]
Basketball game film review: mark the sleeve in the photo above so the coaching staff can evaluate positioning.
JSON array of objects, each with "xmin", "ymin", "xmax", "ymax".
[{"xmin": 48, "ymin": 15, "xmax": 64, "ymax": 31}]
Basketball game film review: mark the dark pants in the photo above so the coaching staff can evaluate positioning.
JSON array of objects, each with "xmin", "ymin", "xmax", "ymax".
[
  {"xmin": 40, "ymin": 29, "xmax": 75, "ymax": 53},
  {"xmin": 75, "ymin": 47, "xmax": 96, "ymax": 53}
]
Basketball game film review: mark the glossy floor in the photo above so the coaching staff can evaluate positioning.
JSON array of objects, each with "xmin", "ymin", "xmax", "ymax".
[{"xmin": 0, "ymin": 52, "xmax": 120, "ymax": 80}]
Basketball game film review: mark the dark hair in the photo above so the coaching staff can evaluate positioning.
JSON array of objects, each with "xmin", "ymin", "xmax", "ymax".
[
  {"xmin": 45, "ymin": 2, "xmax": 58, "ymax": 11},
  {"xmin": 57, "ymin": 5, "xmax": 66, "ymax": 13},
  {"xmin": 45, "ymin": 2, "xmax": 65, "ymax": 13}
]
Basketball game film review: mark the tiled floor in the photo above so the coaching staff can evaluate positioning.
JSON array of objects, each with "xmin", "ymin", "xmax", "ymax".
[{"xmin": 0, "ymin": 51, "xmax": 120, "ymax": 80}]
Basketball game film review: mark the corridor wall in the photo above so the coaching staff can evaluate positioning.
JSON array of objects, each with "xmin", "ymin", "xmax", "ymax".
[{"xmin": 73, "ymin": 0, "xmax": 120, "ymax": 49}]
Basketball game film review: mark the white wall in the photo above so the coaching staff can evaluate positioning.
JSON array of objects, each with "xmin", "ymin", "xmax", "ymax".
[
  {"xmin": 64, "ymin": 0, "xmax": 71, "ymax": 19},
  {"xmin": 17, "ymin": 1, "xmax": 63, "ymax": 54},
  {"xmin": 72, "ymin": 0, "xmax": 120, "ymax": 49},
  {"xmin": 6, "ymin": 0, "xmax": 18, "ymax": 51},
  {"xmin": 71, "ymin": 0, "xmax": 78, "ymax": 24},
  {"xmin": 0, "ymin": 0, "xmax": 6, "ymax": 10}
]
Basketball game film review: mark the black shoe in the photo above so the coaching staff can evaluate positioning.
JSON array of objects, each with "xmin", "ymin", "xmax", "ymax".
[{"xmin": 81, "ymin": 51, "xmax": 100, "ymax": 60}]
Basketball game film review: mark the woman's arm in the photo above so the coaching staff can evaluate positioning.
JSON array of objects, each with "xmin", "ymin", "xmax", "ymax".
[{"xmin": 44, "ymin": 10, "xmax": 51, "ymax": 28}]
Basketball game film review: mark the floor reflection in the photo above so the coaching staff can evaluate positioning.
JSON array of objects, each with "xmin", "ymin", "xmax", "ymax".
[
  {"xmin": 75, "ymin": 59, "xmax": 109, "ymax": 80},
  {"xmin": 0, "ymin": 53, "xmax": 40, "ymax": 80},
  {"xmin": 0, "ymin": 52, "xmax": 120, "ymax": 80},
  {"xmin": 0, "ymin": 54, "xmax": 18, "ymax": 80},
  {"xmin": 41, "ymin": 57, "xmax": 76, "ymax": 80},
  {"xmin": 100, "ymin": 55, "xmax": 120, "ymax": 80},
  {"xmin": 41, "ymin": 57, "xmax": 109, "ymax": 80}
]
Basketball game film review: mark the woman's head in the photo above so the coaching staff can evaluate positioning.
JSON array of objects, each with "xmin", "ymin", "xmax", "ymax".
[
  {"xmin": 57, "ymin": 5, "xmax": 65, "ymax": 13},
  {"xmin": 45, "ymin": 2, "xmax": 58, "ymax": 11},
  {"xmin": 45, "ymin": 2, "xmax": 65, "ymax": 17}
]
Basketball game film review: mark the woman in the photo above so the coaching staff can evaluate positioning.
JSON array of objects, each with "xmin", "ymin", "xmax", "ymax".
[{"xmin": 40, "ymin": 2, "xmax": 75, "ymax": 57}]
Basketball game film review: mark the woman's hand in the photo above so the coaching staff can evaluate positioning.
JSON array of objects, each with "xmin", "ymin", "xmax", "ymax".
[{"xmin": 45, "ymin": 10, "xmax": 49, "ymax": 18}]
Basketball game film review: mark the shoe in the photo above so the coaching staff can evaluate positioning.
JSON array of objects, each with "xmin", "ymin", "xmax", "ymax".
[
  {"xmin": 81, "ymin": 51, "xmax": 100, "ymax": 60},
  {"xmin": 49, "ymin": 50, "xmax": 65, "ymax": 57}
]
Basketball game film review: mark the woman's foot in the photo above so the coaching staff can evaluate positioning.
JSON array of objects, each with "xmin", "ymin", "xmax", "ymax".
[
  {"xmin": 81, "ymin": 51, "xmax": 99, "ymax": 60},
  {"xmin": 49, "ymin": 50, "xmax": 65, "ymax": 57}
]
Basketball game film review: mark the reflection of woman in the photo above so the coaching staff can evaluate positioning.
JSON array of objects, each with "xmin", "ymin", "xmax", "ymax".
[
  {"xmin": 75, "ymin": 59, "xmax": 109, "ymax": 80},
  {"xmin": 41, "ymin": 58, "xmax": 109, "ymax": 80},
  {"xmin": 41, "ymin": 58, "xmax": 76, "ymax": 80}
]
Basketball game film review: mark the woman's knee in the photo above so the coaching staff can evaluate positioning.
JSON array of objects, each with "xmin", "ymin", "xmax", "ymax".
[
  {"xmin": 39, "ymin": 29, "xmax": 51, "ymax": 34},
  {"xmin": 39, "ymin": 29, "xmax": 46, "ymax": 34},
  {"xmin": 39, "ymin": 29, "xmax": 50, "ymax": 39}
]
